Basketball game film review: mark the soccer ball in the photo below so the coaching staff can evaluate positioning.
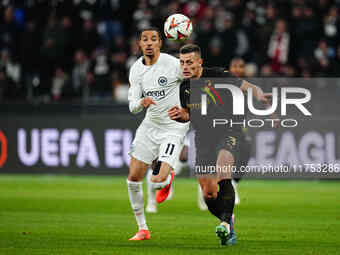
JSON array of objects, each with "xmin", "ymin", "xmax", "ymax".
[{"xmin": 164, "ymin": 14, "xmax": 193, "ymax": 42}]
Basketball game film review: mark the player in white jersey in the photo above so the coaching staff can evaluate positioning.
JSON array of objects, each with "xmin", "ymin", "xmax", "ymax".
[{"xmin": 127, "ymin": 27, "xmax": 189, "ymax": 241}]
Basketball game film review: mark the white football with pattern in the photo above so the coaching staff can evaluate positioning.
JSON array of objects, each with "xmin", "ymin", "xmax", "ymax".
[{"xmin": 164, "ymin": 13, "xmax": 193, "ymax": 42}]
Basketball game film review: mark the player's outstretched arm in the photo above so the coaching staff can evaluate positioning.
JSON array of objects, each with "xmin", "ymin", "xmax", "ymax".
[
  {"xmin": 240, "ymin": 82, "xmax": 279, "ymax": 128},
  {"xmin": 240, "ymin": 80, "xmax": 269, "ymax": 105},
  {"xmin": 168, "ymin": 106, "xmax": 190, "ymax": 123}
]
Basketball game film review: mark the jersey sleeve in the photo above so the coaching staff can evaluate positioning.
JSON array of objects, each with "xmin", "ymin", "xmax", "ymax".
[
  {"xmin": 179, "ymin": 79, "xmax": 190, "ymax": 109},
  {"xmin": 128, "ymin": 64, "xmax": 144, "ymax": 114}
]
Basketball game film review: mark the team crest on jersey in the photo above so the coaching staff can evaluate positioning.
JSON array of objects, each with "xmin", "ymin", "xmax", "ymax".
[{"xmin": 158, "ymin": 76, "xmax": 168, "ymax": 86}]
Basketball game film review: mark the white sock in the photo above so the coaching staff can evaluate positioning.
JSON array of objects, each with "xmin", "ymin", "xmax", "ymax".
[
  {"xmin": 150, "ymin": 173, "xmax": 171, "ymax": 190},
  {"xmin": 127, "ymin": 180, "xmax": 148, "ymax": 230},
  {"xmin": 232, "ymin": 179, "xmax": 240, "ymax": 205},
  {"xmin": 197, "ymin": 184, "xmax": 207, "ymax": 210},
  {"xmin": 146, "ymin": 169, "xmax": 156, "ymax": 205}
]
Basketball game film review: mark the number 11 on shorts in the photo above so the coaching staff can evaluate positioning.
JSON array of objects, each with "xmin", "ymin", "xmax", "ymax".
[{"xmin": 164, "ymin": 143, "xmax": 175, "ymax": 156}]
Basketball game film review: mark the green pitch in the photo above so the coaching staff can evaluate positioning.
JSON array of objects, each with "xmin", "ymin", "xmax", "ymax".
[{"xmin": 0, "ymin": 175, "xmax": 339, "ymax": 255}]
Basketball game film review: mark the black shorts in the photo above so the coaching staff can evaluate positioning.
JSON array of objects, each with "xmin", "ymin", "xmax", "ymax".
[{"xmin": 195, "ymin": 130, "xmax": 241, "ymax": 169}]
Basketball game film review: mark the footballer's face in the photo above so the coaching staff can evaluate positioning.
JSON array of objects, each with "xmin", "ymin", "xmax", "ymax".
[
  {"xmin": 230, "ymin": 59, "xmax": 245, "ymax": 77},
  {"xmin": 139, "ymin": 30, "xmax": 162, "ymax": 58},
  {"xmin": 180, "ymin": 52, "xmax": 203, "ymax": 79}
]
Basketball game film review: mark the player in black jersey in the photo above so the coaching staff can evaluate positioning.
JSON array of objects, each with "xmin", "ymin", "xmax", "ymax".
[{"xmin": 168, "ymin": 44, "xmax": 271, "ymax": 246}]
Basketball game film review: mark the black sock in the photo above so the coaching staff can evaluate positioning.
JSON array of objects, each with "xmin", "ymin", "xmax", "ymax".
[
  {"xmin": 204, "ymin": 197, "xmax": 220, "ymax": 219},
  {"xmin": 152, "ymin": 160, "xmax": 161, "ymax": 175},
  {"xmin": 216, "ymin": 179, "xmax": 235, "ymax": 223}
]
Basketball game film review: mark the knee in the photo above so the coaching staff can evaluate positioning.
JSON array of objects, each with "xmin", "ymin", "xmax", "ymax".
[
  {"xmin": 128, "ymin": 174, "xmax": 142, "ymax": 182},
  {"xmin": 202, "ymin": 187, "xmax": 217, "ymax": 200}
]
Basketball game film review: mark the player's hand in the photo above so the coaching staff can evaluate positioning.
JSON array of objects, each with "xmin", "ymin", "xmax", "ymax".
[
  {"xmin": 259, "ymin": 92, "xmax": 272, "ymax": 106},
  {"xmin": 141, "ymin": 97, "xmax": 156, "ymax": 108},
  {"xmin": 168, "ymin": 106, "xmax": 180, "ymax": 119},
  {"xmin": 168, "ymin": 106, "xmax": 189, "ymax": 122}
]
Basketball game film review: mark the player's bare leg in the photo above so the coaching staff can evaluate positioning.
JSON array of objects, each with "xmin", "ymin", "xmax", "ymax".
[
  {"xmin": 127, "ymin": 157, "xmax": 150, "ymax": 240},
  {"xmin": 150, "ymin": 161, "xmax": 175, "ymax": 203},
  {"xmin": 146, "ymin": 157, "xmax": 182, "ymax": 213},
  {"xmin": 198, "ymin": 177, "xmax": 219, "ymax": 211}
]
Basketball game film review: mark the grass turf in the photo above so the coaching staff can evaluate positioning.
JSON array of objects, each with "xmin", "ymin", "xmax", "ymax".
[{"xmin": 0, "ymin": 175, "xmax": 339, "ymax": 255}]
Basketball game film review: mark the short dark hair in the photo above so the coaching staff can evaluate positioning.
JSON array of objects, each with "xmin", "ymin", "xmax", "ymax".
[
  {"xmin": 138, "ymin": 27, "xmax": 162, "ymax": 41},
  {"xmin": 230, "ymin": 57, "xmax": 245, "ymax": 64},
  {"xmin": 179, "ymin": 44, "xmax": 201, "ymax": 56}
]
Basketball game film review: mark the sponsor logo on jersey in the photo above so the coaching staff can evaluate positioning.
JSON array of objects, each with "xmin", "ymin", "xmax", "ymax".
[
  {"xmin": 158, "ymin": 76, "xmax": 168, "ymax": 86},
  {"xmin": 145, "ymin": 90, "xmax": 166, "ymax": 100}
]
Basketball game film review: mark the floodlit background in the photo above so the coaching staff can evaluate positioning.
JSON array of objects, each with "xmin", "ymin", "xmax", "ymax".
[{"xmin": 1, "ymin": 0, "xmax": 340, "ymax": 103}]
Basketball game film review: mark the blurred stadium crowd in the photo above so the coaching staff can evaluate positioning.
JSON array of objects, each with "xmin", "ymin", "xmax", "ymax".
[{"xmin": 1, "ymin": 0, "xmax": 340, "ymax": 103}]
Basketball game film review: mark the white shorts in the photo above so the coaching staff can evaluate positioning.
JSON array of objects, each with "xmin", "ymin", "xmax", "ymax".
[{"xmin": 129, "ymin": 122, "xmax": 185, "ymax": 169}]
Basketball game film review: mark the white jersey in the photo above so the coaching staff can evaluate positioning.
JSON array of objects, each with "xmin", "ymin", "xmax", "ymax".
[{"xmin": 128, "ymin": 53, "xmax": 189, "ymax": 136}]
